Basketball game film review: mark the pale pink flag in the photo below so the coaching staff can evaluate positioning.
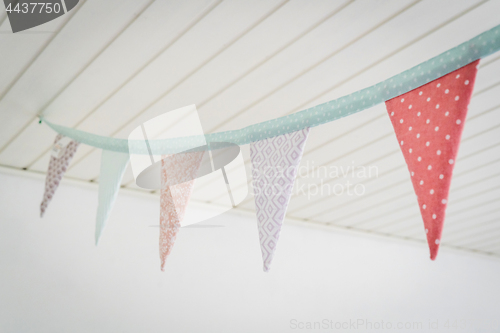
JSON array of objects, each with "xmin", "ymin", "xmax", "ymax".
[
  {"xmin": 40, "ymin": 134, "xmax": 80, "ymax": 217},
  {"xmin": 250, "ymin": 128, "xmax": 310, "ymax": 272},
  {"xmin": 160, "ymin": 151, "xmax": 205, "ymax": 271}
]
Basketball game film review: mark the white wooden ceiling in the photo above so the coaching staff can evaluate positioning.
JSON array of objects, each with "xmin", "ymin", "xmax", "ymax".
[{"xmin": 0, "ymin": 0, "xmax": 499, "ymax": 258}]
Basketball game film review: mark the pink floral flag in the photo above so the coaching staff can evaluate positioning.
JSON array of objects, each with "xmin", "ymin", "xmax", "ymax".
[
  {"xmin": 385, "ymin": 60, "xmax": 479, "ymax": 260},
  {"xmin": 159, "ymin": 151, "xmax": 205, "ymax": 271},
  {"xmin": 250, "ymin": 128, "xmax": 310, "ymax": 272},
  {"xmin": 40, "ymin": 134, "xmax": 80, "ymax": 217}
]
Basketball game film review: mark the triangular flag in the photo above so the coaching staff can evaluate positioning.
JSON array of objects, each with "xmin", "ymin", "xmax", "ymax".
[
  {"xmin": 385, "ymin": 60, "xmax": 479, "ymax": 260},
  {"xmin": 159, "ymin": 151, "xmax": 205, "ymax": 271},
  {"xmin": 95, "ymin": 150, "xmax": 130, "ymax": 244},
  {"xmin": 250, "ymin": 128, "xmax": 310, "ymax": 272},
  {"xmin": 40, "ymin": 134, "xmax": 80, "ymax": 217}
]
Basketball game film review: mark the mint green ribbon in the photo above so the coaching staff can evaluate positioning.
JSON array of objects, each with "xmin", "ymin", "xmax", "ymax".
[{"xmin": 42, "ymin": 24, "xmax": 500, "ymax": 154}]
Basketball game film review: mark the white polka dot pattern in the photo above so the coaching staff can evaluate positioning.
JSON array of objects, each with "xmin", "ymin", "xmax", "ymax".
[
  {"xmin": 39, "ymin": 25, "xmax": 500, "ymax": 154},
  {"xmin": 385, "ymin": 60, "xmax": 479, "ymax": 260}
]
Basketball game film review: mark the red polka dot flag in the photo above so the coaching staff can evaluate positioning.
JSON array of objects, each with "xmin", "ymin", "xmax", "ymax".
[{"xmin": 385, "ymin": 60, "xmax": 479, "ymax": 260}]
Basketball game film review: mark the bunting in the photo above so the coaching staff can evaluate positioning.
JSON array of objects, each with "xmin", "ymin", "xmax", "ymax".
[
  {"xmin": 159, "ymin": 151, "xmax": 205, "ymax": 271},
  {"xmin": 250, "ymin": 128, "xmax": 310, "ymax": 272},
  {"xmin": 33, "ymin": 24, "xmax": 500, "ymax": 269},
  {"xmin": 385, "ymin": 60, "xmax": 479, "ymax": 260},
  {"xmin": 40, "ymin": 134, "xmax": 80, "ymax": 217}
]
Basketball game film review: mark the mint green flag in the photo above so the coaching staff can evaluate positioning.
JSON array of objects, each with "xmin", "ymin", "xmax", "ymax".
[{"xmin": 95, "ymin": 150, "xmax": 129, "ymax": 245}]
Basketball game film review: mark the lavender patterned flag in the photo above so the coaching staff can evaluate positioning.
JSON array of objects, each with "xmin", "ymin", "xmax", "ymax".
[
  {"xmin": 40, "ymin": 134, "xmax": 80, "ymax": 217},
  {"xmin": 250, "ymin": 128, "xmax": 310, "ymax": 272}
]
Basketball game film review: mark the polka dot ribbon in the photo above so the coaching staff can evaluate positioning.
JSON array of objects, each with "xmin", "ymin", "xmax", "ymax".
[
  {"xmin": 385, "ymin": 60, "xmax": 479, "ymax": 260},
  {"xmin": 40, "ymin": 25, "xmax": 500, "ymax": 154}
]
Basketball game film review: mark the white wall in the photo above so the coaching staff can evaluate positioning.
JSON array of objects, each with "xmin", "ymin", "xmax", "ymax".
[{"xmin": 0, "ymin": 171, "xmax": 499, "ymax": 333}]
